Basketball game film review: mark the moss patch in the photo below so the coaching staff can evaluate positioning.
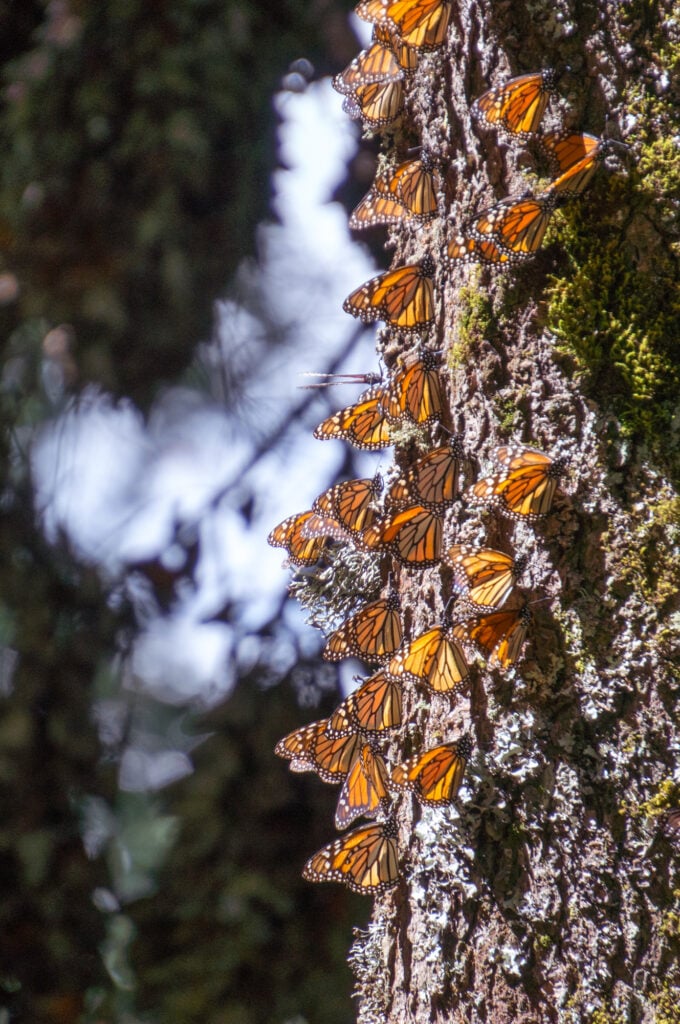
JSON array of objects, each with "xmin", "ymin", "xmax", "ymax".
[{"xmin": 544, "ymin": 24, "xmax": 680, "ymax": 485}]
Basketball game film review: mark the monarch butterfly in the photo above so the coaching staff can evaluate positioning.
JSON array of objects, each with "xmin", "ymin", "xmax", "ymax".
[
  {"xmin": 274, "ymin": 719, "xmax": 363, "ymax": 783},
  {"xmin": 543, "ymin": 132, "xmax": 630, "ymax": 197},
  {"xmin": 386, "ymin": 0, "xmax": 451, "ymax": 50},
  {"xmin": 469, "ymin": 193, "xmax": 559, "ymax": 261},
  {"xmin": 343, "ymin": 78, "xmax": 405, "ymax": 128},
  {"xmin": 446, "ymin": 544, "xmax": 528, "ymax": 611},
  {"xmin": 334, "ymin": 744, "xmax": 392, "ymax": 829},
  {"xmin": 465, "ymin": 603, "xmax": 532, "ymax": 668},
  {"xmin": 343, "ymin": 257, "xmax": 436, "ymax": 334},
  {"xmin": 327, "ymin": 670, "xmax": 403, "ymax": 736},
  {"xmin": 373, "ymin": 23, "xmax": 420, "ymax": 74},
  {"xmin": 384, "ymin": 348, "xmax": 444, "ymax": 425},
  {"xmin": 388, "ymin": 437, "xmax": 464, "ymax": 511},
  {"xmin": 302, "ymin": 817, "xmax": 399, "ymax": 894},
  {"xmin": 323, "ymin": 591, "xmax": 403, "ymax": 663},
  {"xmin": 471, "ymin": 69, "xmax": 559, "ymax": 138},
  {"xmin": 313, "ymin": 386, "xmax": 393, "ymax": 450},
  {"xmin": 362, "ymin": 504, "xmax": 443, "ymax": 567},
  {"xmin": 391, "ymin": 737, "xmax": 473, "ymax": 803},
  {"xmin": 445, "ymin": 231, "xmax": 512, "ymax": 267},
  {"xmin": 542, "ymin": 138, "xmax": 615, "ymax": 200},
  {"xmin": 332, "ymin": 42, "xmax": 403, "ymax": 97},
  {"xmin": 350, "ymin": 156, "xmax": 437, "ymax": 230},
  {"xmin": 309, "ymin": 474, "xmax": 384, "ymax": 541},
  {"xmin": 539, "ymin": 131, "xmax": 602, "ymax": 176},
  {"xmin": 267, "ymin": 510, "xmax": 330, "ymax": 567},
  {"xmin": 388, "ymin": 623, "xmax": 469, "ymax": 693},
  {"xmin": 469, "ymin": 444, "xmax": 566, "ymax": 520}
]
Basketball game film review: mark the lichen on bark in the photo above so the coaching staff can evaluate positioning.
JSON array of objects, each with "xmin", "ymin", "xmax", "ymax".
[{"xmin": 321, "ymin": 2, "xmax": 680, "ymax": 1022}]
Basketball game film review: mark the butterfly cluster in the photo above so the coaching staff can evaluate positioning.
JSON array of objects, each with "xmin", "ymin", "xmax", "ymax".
[
  {"xmin": 269, "ymin": 355, "xmax": 567, "ymax": 893},
  {"xmin": 448, "ymin": 77, "xmax": 628, "ymax": 266},
  {"xmin": 264, "ymin": 1, "xmax": 618, "ymax": 896}
]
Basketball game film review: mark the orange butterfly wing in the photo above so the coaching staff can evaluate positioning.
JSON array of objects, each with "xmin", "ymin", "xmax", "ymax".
[
  {"xmin": 544, "ymin": 150, "xmax": 602, "ymax": 199},
  {"xmin": 466, "ymin": 605, "xmax": 531, "ymax": 668},
  {"xmin": 313, "ymin": 386, "xmax": 393, "ymax": 450},
  {"xmin": 388, "ymin": 625, "xmax": 469, "ymax": 693},
  {"xmin": 392, "ymin": 738, "xmax": 472, "ymax": 803},
  {"xmin": 471, "ymin": 195, "xmax": 556, "ymax": 258},
  {"xmin": 302, "ymin": 818, "xmax": 399, "ymax": 894},
  {"xmin": 275, "ymin": 718, "xmax": 329, "ymax": 762},
  {"xmin": 332, "ymin": 41, "xmax": 402, "ymax": 96},
  {"xmin": 312, "ymin": 475, "xmax": 383, "ymax": 537},
  {"xmin": 388, "ymin": 438, "xmax": 463, "ymax": 510},
  {"xmin": 446, "ymin": 231, "xmax": 512, "ymax": 266},
  {"xmin": 275, "ymin": 719, "xmax": 364, "ymax": 783},
  {"xmin": 343, "ymin": 258, "xmax": 435, "ymax": 333},
  {"xmin": 350, "ymin": 157, "xmax": 436, "ymax": 230},
  {"xmin": 343, "ymin": 79, "xmax": 405, "ymax": 127},
  {"xmin": 363, "ymin": 504, "xmax": 442, "ymax": 566},
  {"xmin": 472, "ymin": 70, "xmax": 557, "ymax": 137},
  {"xmin": 267, "ymin": 510, "xmax": 330, "ymax": 567},
  {"xmin": 447, "ymin": 544, "xmax": 525, "ymax": 610},
  {"xmin": 470, "ymin": 446, "xmax": 565, "ymax": 520},
  {"xmin": 373, "ymin": 23, "xmax": 420, "ymax": 73},
  {"xmin": 387, "ymin": 156, "xmax": 437, "ymax": 216},
  {"xmin": 540, "ymin": 130, "xmax": 602, "ymax": 176},
  {"xmin": 350, "ymin": 190, "xmax": 410, "ymax": 230},
  {"xmin": 384, "ymin": 349, "xmax": 444, "ymax": 424},
  {"xmin": 327, "ymin": 670, "xmax": 403, "ymax": 735},
  {"xmin": 386, "ymin": 0, "xmax": 450, "ymax": 49},
  {"xmin": 323, "ymin": 593, "xmax": 403, "ymax": 663},
  {"xmin": 334, "ymin": 744, "xmax": 391, "ymax": 829},
  {"xmin": 355, "ymin": 0, "xmax": 390, "ymax": 23}
]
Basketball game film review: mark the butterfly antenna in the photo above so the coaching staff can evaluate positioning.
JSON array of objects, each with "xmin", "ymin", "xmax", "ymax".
[{"xmin": 298, "ymin": 371, "xmax": 383, "ymax": 390}]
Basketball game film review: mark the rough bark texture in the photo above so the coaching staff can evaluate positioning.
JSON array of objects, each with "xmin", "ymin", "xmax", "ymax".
[{"xmin": 342, "ymin": 2, "xmax": 679, "ymax": 1022}]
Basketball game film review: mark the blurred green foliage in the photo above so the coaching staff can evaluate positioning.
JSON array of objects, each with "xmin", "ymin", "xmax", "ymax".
[
  {"xmin": 131, "ymin": 678, "xmax": 368, "ymax": 1024},
  {"xmin": 0, "ymin": 0, "xmax": 354, "ymax": 402},
  {"xmin": 0, "ymin": 1, "xmax": 364, "ymax": 1021}
]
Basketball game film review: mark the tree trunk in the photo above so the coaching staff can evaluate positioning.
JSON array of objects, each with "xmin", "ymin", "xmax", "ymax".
[{"xmin": 343, "ymin": 2, "xmax": 680, "ymax": 1022}]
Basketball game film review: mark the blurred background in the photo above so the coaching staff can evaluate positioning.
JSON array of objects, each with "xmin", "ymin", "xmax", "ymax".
[{"xmin": 0, "ymin": 2, "xmax": 395, "ymax": 1020}]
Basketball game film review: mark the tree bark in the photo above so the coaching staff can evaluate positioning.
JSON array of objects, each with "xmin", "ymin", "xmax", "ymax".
[{"xmin": 343, "ymin": 2, "xmax": 680, "ymax": 1022}]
